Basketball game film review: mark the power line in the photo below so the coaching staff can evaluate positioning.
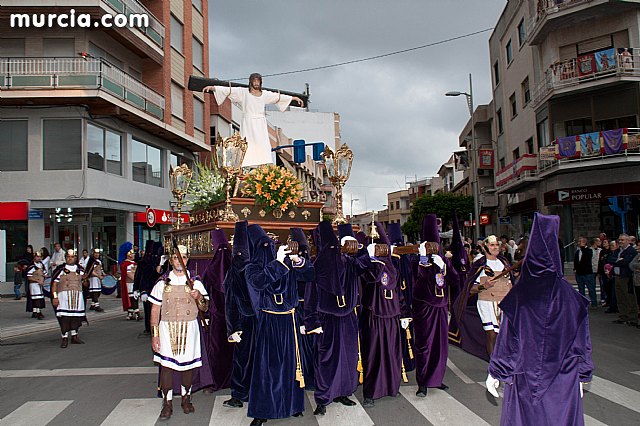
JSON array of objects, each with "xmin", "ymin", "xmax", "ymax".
[{"xmin": 228, "ymin": 27, "xmax": 494, "ymax": 81}]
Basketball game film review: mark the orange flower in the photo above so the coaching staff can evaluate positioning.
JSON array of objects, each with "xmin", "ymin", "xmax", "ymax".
[
  {"xmin": 265, "ymin": 174, "xmax": 273, "ymax": 183},
  {"xmin": 281, "ymin": 203, "xmax": 288, "ymax": 210},
  {"xmin": 269, "ymin": 182, "xmax": 278, "ymax": 191},
  {"xmin": 275, "ymin": 178, "xmax": 283, "ymax": 186},
  {"xmin": 264, "ymin": 192, "xmax": 271, "ymax": 200},
  {"xmin": 270, "ymin": 200, "xmax": 276, "ymax": 206}
]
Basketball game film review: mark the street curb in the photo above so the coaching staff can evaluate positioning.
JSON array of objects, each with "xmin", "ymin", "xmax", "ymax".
[{"xmin": 0, "ymin": 311, "xmax": 125, "ymax": 341}]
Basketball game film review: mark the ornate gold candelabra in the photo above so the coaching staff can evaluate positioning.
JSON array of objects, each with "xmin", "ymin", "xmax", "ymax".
[
  {"xmin": 169, "ymin": 164, "xmax": 192, "ymax": 230},
  {"xmin": 322, "ymin": 143, "xmax": 353, "ymax": 225},
  {"xmin": 213, "ymin": 132, "xmax": 248, "ymax": 222}
]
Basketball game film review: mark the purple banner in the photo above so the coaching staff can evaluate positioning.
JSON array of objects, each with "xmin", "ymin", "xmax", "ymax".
[
  {"xmin": 557, "ymin": 136, "xmax": 578, "ymax": 158},
  {"xmin": 602, "ymin": 129, "xmax": 624, "ymax": 155},
  {"xmin": 580, "ymin": 132, "xmax": 600, "ymax": 156}
]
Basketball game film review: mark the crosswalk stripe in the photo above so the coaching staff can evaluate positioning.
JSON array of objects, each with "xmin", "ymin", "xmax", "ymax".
[
  {"xmin": 305, "ymin": 391, "xmax": 374, "ymax": 426},
  {"xmin": 100, "ymin": 398, "xmax": 159, "ymax": 426},
  {"xmin": 584, "ymin": 414, "xmax": 608, "ymax": 426},
  {"xmin": 209, "ymin": 396, "xmax": 250, "ymax": 426},
  {"xmin": 0, "ymin": 400, "xmax": 73, "ymax": 426},
  {"xmin": 446, "ymin": 360, "xmax": 475, "ymax": 384},
  {"xmin": 589, "ymin": 376, "xmax": 640, "ymax": 414},
  {"xmin": 0, "ymin": 367, "xmax": 157, "ymax": 378},
  {"xmin": 399, "ymin": 386, "xmax": 491, "ymax": 426},
  {"xmin": 630, "ymin": 371, "xmax": 640, "ymax": 377}
]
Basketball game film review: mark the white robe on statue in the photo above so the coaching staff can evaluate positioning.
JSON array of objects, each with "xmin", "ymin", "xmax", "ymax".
[{"xmin": 213, "ymin": 87, "xmax": 294, "ymax": 167}]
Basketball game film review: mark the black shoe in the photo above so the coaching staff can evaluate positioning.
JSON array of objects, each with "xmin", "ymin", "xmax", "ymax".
[
  {"xmin": 223, "ymin": 397, "xmax": 244, "ymax": 408},
  {"xmin": 628, "ymin": 321, "xmax": 639, "ymax": 327},
  {"xmin": 71, "ymin": 335, "xmax": 85, "ymax": 344},
  {"xmin": 334, "ymin": 396, "xmax": 356, "ymax": 406},
  {"xmin": 60, "ymin": 337, "xmax": 69, "ymax": 348},
  {"xmin": 437, "ymin": 383, "xmax": 449, "ymax": 391},
  {"xmin": 613, "ymin": 319, "xmax": 627, "ymax": 324},
  {"xmin": 313, "ymin": 404, "xmax": 326, "ymax": 416},
  {"xmin": 362, "ymin": 398, "xmax": 374, "ymax": 407},
  {"xmin": 416, "ymin": 386, "xmax": 428, "ymax": 397},
  {"xmin": 95, "ymin": 306, "xmax": 104, "ymax": 312},
  {"xmin": 37, "ymin": 313, "xmax": 44, "ymax": 320},
  {"xmin": 249, "ymin": 419, "xmax": 267, "ymax": 426},
  {"xmin": 605, "ymin": 309, "xmax": 618, "ymax": 314},
  {"xmin": 292, "ymin": 412, "xmax": 303, "ymax": 417},
  {"xmin": 89, "ymin": 305, "xmax": 96, "ymax": 310},
  {"xmin": 32, "ymin": 312, "xmax": 37, "ymax": 318}
]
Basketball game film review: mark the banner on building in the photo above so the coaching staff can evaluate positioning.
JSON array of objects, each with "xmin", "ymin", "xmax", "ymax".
[
  {"xmin": 454, "ymin": 151, "xmax": 469, "ymax": 171},
  {"xmin": 628, "ymin": 133, "xmax": 640, "ymax": 150},
  {"xmin": 478, "ymin": 149, "xmax": 494, "ymax": 169},
  {"xmin": 539, "ymin": 145, "xmax": 556, "ymax": 161},
  {"xmin": 595, "ymin": 48, "xmax": 616, "ymax": 73},
  {"xmin": 602, "ymin": 128, "xmax": 627, "ymax": 155},
  {"xmin": 556, "ymin": 136, "xmax": 579, "ymax": 159},
  {"xmin": 579, "ymin": 132, "xmax": 601, "ymax": 157},
  {"xmin": 618, "ymin": 47, "xmax": 633, "ymax": 71},
  {"xmin": 577, "ymin": 53, "xmax": 596, "ymax": 76}
]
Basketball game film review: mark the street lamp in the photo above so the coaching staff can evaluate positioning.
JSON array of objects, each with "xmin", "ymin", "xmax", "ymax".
[
  {"xmin": 322, "ymin": 143, "xmax": 354, "ymax": 225},
  {"xmin": 350, "ymin": 196, "xmax": 359, "ymax": 218},
  {"xmin": 446, "ymin": 73, "xmax": 481, "ymax": 240}
]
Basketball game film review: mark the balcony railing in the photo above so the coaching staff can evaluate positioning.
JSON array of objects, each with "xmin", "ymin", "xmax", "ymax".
[
  {"xmin": 0, "ymin": 57, "xmax": 164, "ymax": 120},
  {"xmin": 103, "ymin": 0, "xmax": 164, "ymax": 48},
  {"xmin": 539, "ymin": 128, "xmax": 640, "ymax": 173},
  {"xmin": 532, "ymin": 47, "xmax": 639, "ymax": 106},
  {"xmin": 496, "ymin": 154, "xmax": 539, "ymax": 189}
]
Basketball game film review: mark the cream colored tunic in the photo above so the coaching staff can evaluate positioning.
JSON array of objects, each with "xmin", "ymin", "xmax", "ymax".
[{"xmin": 213, "ymin": 87, "xmax": 293, "ymax": 167}]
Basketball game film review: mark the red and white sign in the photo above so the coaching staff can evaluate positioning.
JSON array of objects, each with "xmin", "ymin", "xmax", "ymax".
[
  {"xmin": 145, "ymin": 207, "xmax": 156, "ymax": 227},
  {"xmin": 134, "ymin": 208, "xmax": 189, "ymax": 226},
  {"xmin": 480, "ymin": 214, "xmax": 491, "ymax": 225}
]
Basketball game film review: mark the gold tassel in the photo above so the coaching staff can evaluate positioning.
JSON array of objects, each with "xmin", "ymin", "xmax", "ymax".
[
  {"xmin": 401, "ymin": 360, "xmax": 408, "ymax": 383},
  {"xmin": 290, "ymin": 310, "xmax": 305, "ymax": 388},
  {"xmin": 356, "ymin": 308, "xmax": 364, "ymax": 384},
  {"xmin": 406, "ymin": 328, "xmax": 414, "ymax": 360}
]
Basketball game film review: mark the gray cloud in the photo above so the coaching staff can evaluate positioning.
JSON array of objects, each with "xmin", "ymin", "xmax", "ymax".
[{"xmin": 208, "ymin": 0, "xmax": 506, "ymax": 213}]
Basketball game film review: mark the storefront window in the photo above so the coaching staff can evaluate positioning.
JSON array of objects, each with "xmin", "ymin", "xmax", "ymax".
[{"xmin": 1, "ymin": 221, "xmax": 28, "ymax": 262}]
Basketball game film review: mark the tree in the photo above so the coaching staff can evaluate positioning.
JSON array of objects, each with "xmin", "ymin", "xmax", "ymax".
[{"xmin": 402, "ymin": 193, "xmax": 474, "ymax": 242}]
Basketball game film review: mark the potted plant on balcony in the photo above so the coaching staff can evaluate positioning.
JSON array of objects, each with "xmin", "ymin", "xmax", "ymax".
[{"xmin": 241, "ymin": 164, "xmax": 303, "ymax": 218}]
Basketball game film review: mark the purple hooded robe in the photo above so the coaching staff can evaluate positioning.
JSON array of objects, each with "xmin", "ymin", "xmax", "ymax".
[{"xmin": 489, "ymin": 213, "xmax": 594, "ymax": 426}]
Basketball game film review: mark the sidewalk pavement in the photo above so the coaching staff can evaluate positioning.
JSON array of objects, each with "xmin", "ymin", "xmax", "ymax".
[{"xmin": 0, "ymin": 292, "xmax": 128, "ymax": 341}]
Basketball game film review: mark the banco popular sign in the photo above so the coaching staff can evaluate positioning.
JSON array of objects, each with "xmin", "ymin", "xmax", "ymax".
[{"xmin": 544, "ymin": 182, "xmax": 640, "ymax": 206}]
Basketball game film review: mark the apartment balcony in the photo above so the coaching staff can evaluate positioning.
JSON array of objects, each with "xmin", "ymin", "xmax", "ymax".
[
  {"xmin": 495, "ymin": 154, "xmax": 540, "ymax": 194},
  {"xmin": 0, "ymin": 57, "xmax": 209, "ymax": 152},
  {"xmin": 532, "ymin": 48, "xmax": 640, "ymax": 108},
  {"xmin": 538, "ymin": 128, "xmax": 640, "ymax": 177},
  {"xmin": 527, "ymin": 0, "xmax": 622, "ymax": 45},
  {"xmin": 1, "ymin": 0, "xmax": 165, "ymax": 63}
]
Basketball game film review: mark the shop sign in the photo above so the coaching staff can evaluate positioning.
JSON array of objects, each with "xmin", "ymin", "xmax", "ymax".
[
  {"xmin": 544, "ymin": 182, "xmax": 640, "ymax": 205},
  {"xmin": 498, "ymin": 216, "xmax": 511, "ymax": 225},
  {"xmin": 480, "ymin": 214, "xmax": 491, "ymax": 225},
  {"xmin": 134, "ymin": 209, "xmax": 189, "ymax": 226},
  {"xmin": 28, "ymin": 210, "xmax": 44, "ymax": 219}
]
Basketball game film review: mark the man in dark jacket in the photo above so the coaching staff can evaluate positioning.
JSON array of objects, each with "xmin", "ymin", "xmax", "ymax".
[
  {"xmin": 612, "ymin": 234, "xmax": 638, "ymax": 327},
  {"xmin": 574, "ymin": 237, "xmax": 597, "ymax": 307}
]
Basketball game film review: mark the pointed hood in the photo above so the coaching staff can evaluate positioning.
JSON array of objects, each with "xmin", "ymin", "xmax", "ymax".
[
  {"xmin": 355, "ymin": 231, "xmax": 368, "ymax": 247},
  {"xmin": 232, "ymin": 220, "xmax": 250, "ymax": 259},
  {"xmin": 211, "ymin": 228, "xmax": 231, "ymax": 252},
  {"xmin": 337, "ymin": 223, "xmax": 355, "ymax": 240},
  {"xmin": 201, "ymin": 229, "xmax": 232, "ymax": 293},
  {"xmin": 290, "ymin": 227, "xmax": 310, "ymax": 260},
  {"xmin": 498, "ymin": 212, "xmax": 589, "ymax": 403},
  {"xmin": 387, "ymin": 223, "xmax": 404, "ymax": 246},
  {"xmin": 449, "ymin": 210, "xmax": 468, "ymax": 273},
  {"xmin": 373, "ymin": 220, "xmax": 397, "ymax": 288},
  {"xmin": 247, "ymin": 224, "xmax": 275, "ymax": 266},
  {"xmin": 421, "ymin": 214, "xmax": 440, "ymax": 245},
  {"xmin": 314, "ymin": 220, "xmax": 345, "ymax": 295}
]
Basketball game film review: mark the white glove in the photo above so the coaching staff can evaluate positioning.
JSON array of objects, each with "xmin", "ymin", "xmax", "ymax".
[
  {"xmin": 308, "ymin": 327, "xmax": 324, "ymax": 334},
  {"xmin": 289, "ymin": 254, "xmax": 302, "ymax": 264},
  {"xmin": 341, "ymin": 236, "xmax": 357, "ymax": 246},
  {"xmin": 445, "ymin": 251, "xmax": 453, "ymax": 259},
  {"xmin": 367, "ymin": 243, "xmax": 376, "ymax": 258},
  {"xmin": 579, "ymin": 382, "xmax": 583, "ymax": 398},
  {"xmin": 419, "ymin": 242, "xmax": 427, "ymax": 257},
  {"xmin": 432, "ymin": 254, "xmax": 445, "ymax": 270},
  {"xmin": 400, "ymin": 318, "xmax": 411, "ymax": 329},
  {"xmin": 229, "ymin": 331, "xmax": 242, "ymax": 343},
  {"xmin": 277, "ymin": 245, "xmax": 291, "ymax": 263},
  {"xmin": 299, "ymin": 325, "xmax": 306, "ymax": 334},
  {"xmin": 140, "ymin": 292, "xmax": 148, "ymax": 302},
  {"xmin": 486, "ymin": 374, "xmax": 500, "ymax": 398},
  {"xmin": 390, "ymin": 244, "xmax": 396, "ymax": 255},
  {"xmin": 159, "ymin": 255, "xmax": 168, "ymax": 266},
  {"xmin": 133, "ymin": 290, "xmax": 140, "ymax": 300}
]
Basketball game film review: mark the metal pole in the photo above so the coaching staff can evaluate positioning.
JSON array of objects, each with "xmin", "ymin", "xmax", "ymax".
[{"xmin": 469, "ymin": 73, "xmax": 481, "ymax": 240}]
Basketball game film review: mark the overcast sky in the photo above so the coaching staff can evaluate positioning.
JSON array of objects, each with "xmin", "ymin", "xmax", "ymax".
[{"xmin": 208, "ymin": 0, "xmax": 507, "ymax": 215}]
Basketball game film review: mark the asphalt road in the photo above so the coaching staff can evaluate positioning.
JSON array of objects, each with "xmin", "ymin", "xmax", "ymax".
[{"xmin": 1, "ymin": 300, "xmax": 639, "ymax": 426}]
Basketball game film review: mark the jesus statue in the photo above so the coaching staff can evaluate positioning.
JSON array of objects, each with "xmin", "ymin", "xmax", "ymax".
[{"xmin": 203, "ymin": 73, "xmax": 305, "ymax": 168}]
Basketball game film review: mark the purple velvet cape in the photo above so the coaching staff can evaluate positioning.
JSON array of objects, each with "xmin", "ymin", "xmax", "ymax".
[
  {"xmin": 489, "ymin": 213, "xmax": 594, "ymax": 426},
  {"xmin": 224, "ymin": 221, "xmax": 257, "ymax": 401},
  {"xmin": 245, "ymin": 224, "xmax": 315, "ymax": 419},
  {"xmin": 305, "ymin": 221, "xmax": 371, "ymax": 405}
]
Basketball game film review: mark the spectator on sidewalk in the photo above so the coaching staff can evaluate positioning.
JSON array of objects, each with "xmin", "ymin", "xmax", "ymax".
[
  {"xmin": 13, "ymin": 263, "xmax": 24, "ymax": 300},
  {"xmin": 598, "ymin": 240, "xmax": 612, "ymax": 308},
  {"xmin": 612, "ymin": 234, "xmax": 638, "ymax": 327},
  {"xmin": 574, "ymin": 236, "xmax": 597, "ymax": 307},
  {"xmin": 50, "ymin": 242, "xmax": 65, "ymax": 272},
  {"xmin": 605, "ymin": 240, "xmax": 619, "ymax": 313},
  {"xmin": 629, "ymin": 250, "xmax": 640, "ymax": 316},
  {"xmin": 591, "ymin": 238, "xmax": 602, "ymax": 303}
]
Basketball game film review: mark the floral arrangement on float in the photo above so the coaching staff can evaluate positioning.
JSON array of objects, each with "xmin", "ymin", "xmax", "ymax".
[
  {"xmin": 242, "ymin": 164, "xmax": 303, "ymax": 215},
  {"xmin": 184, "ymin": 161, "xmax": 226, "ymax": 211}
]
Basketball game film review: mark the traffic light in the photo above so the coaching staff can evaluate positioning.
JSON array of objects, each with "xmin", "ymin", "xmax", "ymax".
[
  {"xmin": 313, "ymin": 142, "xmax": 325, "ymax": 161},
  {"xmin": 293, "ymin": 139, "xmax": 305, "ymax": 164}
]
